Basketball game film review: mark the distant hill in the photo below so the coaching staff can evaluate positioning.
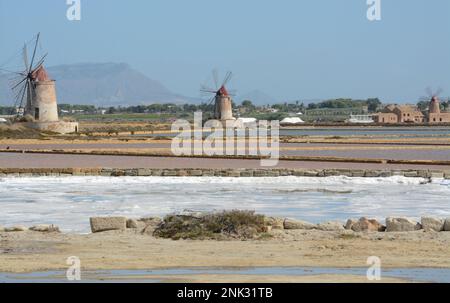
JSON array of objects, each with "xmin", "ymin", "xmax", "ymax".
[
  {"xmin": 237, "ymin": 90, "xmax": 277, "ymax": 106},
  {"xmin": 0, "ymin": 63, "xmax": 198, "ymax": 106}
]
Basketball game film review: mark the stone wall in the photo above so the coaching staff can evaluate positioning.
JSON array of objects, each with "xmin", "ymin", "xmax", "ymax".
[
  {"xmin": 26, "ymin": 121, "xmax": 79, "ymax": 134},
  {"xmin": 0, "ymin": 167, "xmax": 449, "ymax": 179}
]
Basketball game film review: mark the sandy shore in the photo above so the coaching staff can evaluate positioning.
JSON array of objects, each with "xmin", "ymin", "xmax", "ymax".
[{"xmin": 1, "ymin": 229, "xmax": 449, "ymax": 282}]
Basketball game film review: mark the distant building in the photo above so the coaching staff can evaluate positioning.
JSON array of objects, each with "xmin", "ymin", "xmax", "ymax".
[
  {"xmin": 348, "ymin": 114, "xmax": 374, "ymax": 124},
  {"xmin": 373, "ymin": 104, "xmax": 424, "ymax": 124},
  {"xmin": 427, "ymin": 96, "xmax": 450, "ymax": 123}
]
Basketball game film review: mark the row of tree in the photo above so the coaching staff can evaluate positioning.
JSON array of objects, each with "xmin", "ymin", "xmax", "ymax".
[{"xmin": 2, "ymin": 97, "xmax": 448, "ymax": 117}]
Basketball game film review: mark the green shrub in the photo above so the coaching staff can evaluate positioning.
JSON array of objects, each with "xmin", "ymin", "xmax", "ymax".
[{"xmin": 153, "ymin": 210, "xmax": 267, "ymax": 240}]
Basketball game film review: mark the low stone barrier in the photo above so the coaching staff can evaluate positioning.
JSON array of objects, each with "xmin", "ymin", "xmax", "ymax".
[
  {"xmin": 0, "ymin": 167, "xmax": 449, "ymax": 179},
  {"xmin": 2, "ymin": 216, "xmax": 449, "ymax": 235},
  {"xmin": 90, "ymin": 217, "xmax": 127, "ymax": 233}
]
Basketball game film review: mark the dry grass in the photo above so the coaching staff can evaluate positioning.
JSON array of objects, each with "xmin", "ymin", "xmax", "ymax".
[
  {"xmin": 0, "ymin": 124, "xmax": 43, "ymax": 139},
  {"xmin": 153, "ymin": 210, "xmax": 267, "ymax": 240}
]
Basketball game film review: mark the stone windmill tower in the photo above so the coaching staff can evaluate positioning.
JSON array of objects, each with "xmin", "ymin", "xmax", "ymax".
[
  {"xmin": 426, "ymin": 87, "xmax": 443, "ymax": 115},
  {"xmin": 201, "ymin": 71, "xmax": 235, "ymax": 123},
  {"xmin": 10, "ymin": 33, "xmax": 78, "ymax": 133},
  {"xmin": 12, "ymin": 33, "xmax": 57, "ymax": 122},
  {"xmin": 26, "ymin": 65, "xmax": 59, "ymax": 122},
  {"xmin": 429, "ymin": 96, "xmax": 441, "ymax": 115}
]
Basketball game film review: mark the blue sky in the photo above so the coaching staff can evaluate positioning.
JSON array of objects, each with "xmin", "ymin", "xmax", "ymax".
[{"xmin": 1, "ymin": 0, "xmax": 449, "ymax": 103}]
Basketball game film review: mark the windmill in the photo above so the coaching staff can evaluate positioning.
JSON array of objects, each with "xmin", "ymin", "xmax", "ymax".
[
  {"xmin": 200, "ymin": 70, "xmax": 236, "ymax": 122},
  {"xmin": 420, "ymin": 87, "xmax": 443, "ymax": 114},
  {"xmin": 9, "ymin": 33, "xmax": 59, "ymax": 122}
]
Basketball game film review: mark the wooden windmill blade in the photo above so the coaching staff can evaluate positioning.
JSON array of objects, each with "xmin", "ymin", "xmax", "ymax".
[
  {"xmin": 31, "ymin": 53, "xmax": 48, "ymax": 74},
  {"xmin": 11, "ymin": 76, "xmax": 27, "ymax": 90},
  {"xmin": 18, "ymin": 80, "xmax": 29, "ymax": 110},
  {"xmin": 222, "ymin": 71, "xmax": 233, "ymax": 87},
  {"xmin": 200, "ymin": 85, "xmax": 218, "ymax": 94},
  {"xmin": 28, "ymin": 33, "xmax": 41, "ymax": 74},
  {"xmin": 2, "ymin": 33, "xmax": 46, "ymax": 116},
  {"xmin": 0, "ymin": 67, "xmax": 25, "ymax": 75},
  {"xmin": 23, "ymin": 43, "xmax": 30, "ymax": 72},
  {"xmin": 212, "ymin": 68, "xmax": 219, "ymax": 89}
]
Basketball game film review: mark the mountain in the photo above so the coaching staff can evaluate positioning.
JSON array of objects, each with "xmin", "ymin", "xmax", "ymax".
[
  {"xmin": 0, "ymin": 63, "xmax": 198, "ymax": 106},
  {"xmin": 237, "ymin": 90, "xmax": 277, "ymax": 106}
]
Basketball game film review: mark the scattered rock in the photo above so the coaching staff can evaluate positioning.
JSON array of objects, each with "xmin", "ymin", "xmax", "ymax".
[
  {"xmin": 351, "ymin": 217, "xmax": 385, "ymax": 232},
  {"xmin": 126, "ymin": 219, "xmax": 139, "ymax": 229},
  {"xmin": 138, "ymin": 217, "xmax": 163, "ymax": 234},
  {"xmin": 444, "ymin": 218, "xmax": 450, "ymax": 232},
  {"xmin": 176, "ymin": 210, "xmax": 207, "ymax": 219},
  {"xmin": 29, "ymin": 224, "xmax": 60, "ymax": 233},
  {"xmin": 138, "ymin": 217, "xmax": 163, "ymax": 226},
  {"xmin": 262, "ymin": 225, "xmax": 273, "ymax": 233},
  {"xmin": 421, "ymin": 217, "xmax": 444, "ymax": 232},
  {"xmin": 90, "ymin": 217, "xmax": 127, "ymax": 233},
  {"xmin": 264, "ymin": 217, "xmax": 284, "ymax": 229},
  {"xmin": 283, "ymin": 218, "xmax": 316, "ymax": 230},
  {"xmin": 4, "ymin": 226, "xmax": 28, "ymax": 232},
  {"xmin": 125, "ymin": 219, "xmax": 147, "ymax": 232},
  {"xmin": 386, "ymin": 217, "xmax": 422, "ymax": 232},
  {"xmin": 317, "ymin": 221, "xmax": 345, "ymax": 231},
  {"xmin": 345, "ymin": 219, "xmax": 358, "ymax": 230}
]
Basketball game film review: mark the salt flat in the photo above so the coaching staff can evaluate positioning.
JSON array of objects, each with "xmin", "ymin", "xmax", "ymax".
[{"xmin": 0, "ymin": 176, "xmax": 449, "ymax": 233}]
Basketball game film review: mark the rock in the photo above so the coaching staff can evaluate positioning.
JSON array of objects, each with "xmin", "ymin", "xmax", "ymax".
[
  {"xmin": 176, "ymin": 211, "xmax": 206, "ymax": 219},
  {"xmin": 283, "ymin": 218, "xmax": 316, "ymax": 230},
  {"xmin": 29, "ymin": 224, "xmax": 60, "ymax": 233},
  {"xmin": 126, "ymin": 219, "xmax": 139, "ymax": 229},
  {"xmin": 351, "ymin": 217, "xmax": 385, "ymax": 232},
  {"xmin": 90, "ymin": 217, "xmax": 127, "ymax": 233},
  {"xmin": 386, "ymin": 217, "xmax": 422, "ymax": 232},
  {"xmin": 126, "ymin": 219, "xmax": 147, "ymax": 231},
  {"xmin": 421, "ymin": 217, "xmax": 444, "ymax": 232},
  {"xmin": 345, "ymin": 219, "xmax": 358, "ymax": 230},
  {"xmin": 264, "ymin": 217, "xmax": 284, "ymax": 229},
  {"xmin": 5, "ymin": 226, "xmax": 28, "ymax": 232},
  {"xmin": 317, "ymin": 221, "xmax": 345, "ymax": 231},
  {"xmin": 138, "ymin": 217, "xmax": 162, "ymax": 225},
  {"xmin": 262, "ymin": 225, "xmax": 273, "ymax": 233},
  {"xmin": 444, "ymin": 218, "xmax": 450, "ymax": 232},
  {"xmin": 138, "ymin": 217, "xmax": 163, "ymax": 234}
]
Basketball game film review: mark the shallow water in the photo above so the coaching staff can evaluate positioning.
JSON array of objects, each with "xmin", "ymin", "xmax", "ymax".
[
  {"xmin": 1, "ymin": 267, "xmax": 450, "ymax": 283},
  {"xmin": 140, "ymin": 127, "xmax": 450, "ymax": 138},
  {"xmin": 0, "ymin": 176, "xmax": 449, "ymax": 233},
  {"xmin": 280, "ymin": 128, "xmax": 450, "ymax": 137}
]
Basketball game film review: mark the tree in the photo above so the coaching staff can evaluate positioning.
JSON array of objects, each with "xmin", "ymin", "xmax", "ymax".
[
  {"xmin": 307, "ymin": 103, "xmax": 318, "ymax": 110},
  {"xmin": 107, "ymin": 107, "xmax": 116, "ymax": 114},
  {"xmin": 241, "ymin": 100, "xmax": 254, "ymax": 108},
  {"xmin": 417, "ymin": 100, "xmax": 429, "ymax": 112},
  {"xmin": 367, "ymin": 98, "xmax": 382, "ymax": 112}
]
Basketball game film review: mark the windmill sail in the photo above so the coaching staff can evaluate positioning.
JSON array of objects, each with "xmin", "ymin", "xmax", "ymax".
[{"xmin": 200, "ymin": 70, "xmax": 235, "ymax": 121}]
